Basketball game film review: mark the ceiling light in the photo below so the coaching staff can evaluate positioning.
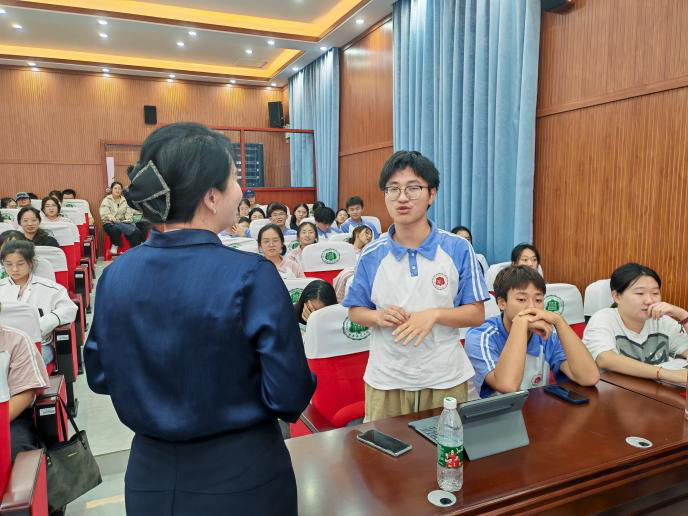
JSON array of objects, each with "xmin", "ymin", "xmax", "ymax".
[
  {"xmin": 99, "ymin": 32, "xmax": 108, "ymax": 38},
  {"xmin": 102, "ymin": 67, "xmax": 110, "ymax": 72},
  {"xmin": 320, "ymin": 46, "xmax": 328, "ymax": 51},
  {"xmin": 245, "ymin": 49, "xmax": 253, "ymax": 55},
  {"xmin": 27, "ymin": 61, "xmax": 36, "ymax": 66},
  {"xmin": 226, "ymin": 83, "xmax": 232, "ymax": 87},
  {"xmin": 355, "ymin": 18, "xmax": 365, "ymax": 25},
  {"xmin": 167, "ymin": 78, "xmax": 173, "ymax": 83},
  {"xmin": 230, "ymin": 79, "xmax": 236, "ymax": 84},
  {"xmin": 97, "ymin": 19, "xmax": 108, "ymax": 25},
  {"xmin": 267, "ymin": 40, "xmax": 275, "ymax": 46},
  {"xmin": 188, "ymin": 30, "xmax": 197, "ymax": 36},
  {"xmin": 271, "ymin": 82, "xmax": 277, "ymax": 87},
  {"xmin": 103, "ymin": 73, "xmax": 110, "ymax": 77},
  {"xmin": 176, "ymin": 41, "xmax": 185, "ymax": 47},
  {"xmin": 292, "ymin": 67, "xmax": 299, "ymax": 71},
  {"xmin": 31, "ymin": 67, "xmax": 38, "ymax": 72},
  {"xmin": 169, "ymin": 74, "xmax": 176, "ymax": 78},
  {"xmin": 0, "ymin": 8, "xmax": 7, "ymax": 15},
  {"xmin": 12, "ymin": 23, "xmax": 22, "ymax": 30}
]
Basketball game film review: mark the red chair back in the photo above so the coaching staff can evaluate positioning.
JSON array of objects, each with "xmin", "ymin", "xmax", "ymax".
[{"xmin": 34, "ymin": 247, "xmax": 69, "ymax": 291}]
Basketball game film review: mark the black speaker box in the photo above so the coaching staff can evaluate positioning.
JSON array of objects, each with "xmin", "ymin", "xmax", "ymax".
[
  {"xmin": 144, "ymin": 105, "xmax": 157, "ymax": 125},
  {"xmin": 543, "ymin": 0, "xmax": 575, "ymax": 12},
  {"xmin": 268, "ymin": 101, "xmax": 284, "ymax": 128}
]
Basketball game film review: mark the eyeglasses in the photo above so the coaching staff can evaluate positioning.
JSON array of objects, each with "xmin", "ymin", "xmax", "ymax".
[{"xmin": 383, "ymin": 185, "xmax": 430, "ymax": 200}]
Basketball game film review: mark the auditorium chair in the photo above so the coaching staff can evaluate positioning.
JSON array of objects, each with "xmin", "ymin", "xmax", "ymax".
[
  {"xmin": 302, "ymin": 242, "xmax": 357, "ymax": 284},
  {"xmin": 0, "ymin": 224, "xmax": 13, "ymax": 236},
  {"xmin": 297, "ymin": 305, "xmax": 370, "ymax": 434},
  {"xmin": 34, "ymin": 374, "xmax": 68, "ymax": 447},
  {"xmin": 0, "ymin": 210, "xmax": 18, "ymax": 228},
  {"xmin": 103, "ymin": 232, "xmax": 131, "ymax": 261},
  {"xmin": 361, "ymin": 216, "xmax": 382, "ymax": 235},
  {"xmin": 247, "ymin": 219, "xmax": 270, "ymax": 239},
  {"xmin": 62, "ymin": 199, "xmax": 96, "ymax": 258},
  {"xmin": 459, "ymin": 293, "xmax": 500, "ymax": 343},
  {"xmin": 486, "ymin": 261, "xmax": 545, "ymax": 292},
  {"xmin": 583, "ymin": 279, "xmax": 613, "ymax": 322},
  {"xmin": 544, "ymin": 283, "xmax": 586, "ymax": 336},
  {"xmin": 475, "ymin": 253, "xmax": 489, "ymax": 275},
  {"xmin": 283, "ymin": 278, "xmax": 318, "ymax": 305},
  {"xmin": 219, "ymin": 236, "xmax": 259, "ymax": 253},
  {"xmin": 327, "ymin": 233, "xmax": 351, "ymax": 243}
]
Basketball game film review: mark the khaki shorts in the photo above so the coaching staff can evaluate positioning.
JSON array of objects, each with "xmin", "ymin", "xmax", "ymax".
[{"xmin": 364, "ymin": 382, "xmax": 468, "ymax": 422}]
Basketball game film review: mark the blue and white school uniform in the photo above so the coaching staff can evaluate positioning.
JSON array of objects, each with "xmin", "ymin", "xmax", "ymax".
[
  {"xmin": 342, "ymin": 222, "xmax": 488, "ymax": 391},
  {"xmin": 340, "ymin": 218, "xmax": 380, "ymax": 239},
  {"xmin": 316, "ymin": 226, "xmax": 341, "ymax": 240},
  {"xmin": 465, "ymin": 314, "xmax": 568, "ymax": 398}
]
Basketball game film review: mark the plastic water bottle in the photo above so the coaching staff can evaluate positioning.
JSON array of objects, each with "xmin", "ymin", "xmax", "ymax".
[{"xmin": 436, "ymin": 396, "xmax": 464, "ymax": 492}]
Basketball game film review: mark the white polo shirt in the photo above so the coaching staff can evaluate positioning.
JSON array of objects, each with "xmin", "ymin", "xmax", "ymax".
[{"xmin": 342, "ymin": 222, "xmax": 489, "ymax": 390}]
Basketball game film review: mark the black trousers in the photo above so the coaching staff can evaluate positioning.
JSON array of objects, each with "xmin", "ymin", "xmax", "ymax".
[
  {"xmin": 10, "ymin": 411, "xmax": 38, "ymax": 461},
  {"xmin": 102, "ymin": 222, "xmax": 141, "ymax": 247},
  {"xmin": 125, "ymin": 419, "xmax": 298, "ymax": 516}
]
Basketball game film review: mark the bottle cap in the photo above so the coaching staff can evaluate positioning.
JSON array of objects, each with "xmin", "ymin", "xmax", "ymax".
[{"xmin": 443, "ymin": 397, "xmax": 457, "ymax": 410}]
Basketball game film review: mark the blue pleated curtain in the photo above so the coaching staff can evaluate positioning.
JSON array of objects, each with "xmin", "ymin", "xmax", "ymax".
[
  {"xmin": 393, "ymin": 0, "xmax": 541, "ymax": 264},
  {"xmin": 289, "ymin": 48, "xmax": 340, "ymax": 209}
]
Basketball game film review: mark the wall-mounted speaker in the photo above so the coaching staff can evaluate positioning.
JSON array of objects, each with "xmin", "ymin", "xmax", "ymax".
[
  {"xmin": 268, "ymin": 101, "xmax": 284, "ymax": 128},
  {"xmin": 543, "ymin": 0, "xmax": 575, "ymax": 13},
  {"xmin": 144, "ymin": 105, "xmax": 157, "ymax": 125}
]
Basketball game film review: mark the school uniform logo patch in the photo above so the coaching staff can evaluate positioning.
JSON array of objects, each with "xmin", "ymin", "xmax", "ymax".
[
  {"xmin": 342, "ymin": 317, "xmax": 371, "ymax": 340},
  {"xmin": 321, "ymin": 249, "xmax": 341, "ymax": 265},
  {"xmin": 531, "ymin": 373, "xmax": 543, "ymax": 386},
  {"xmin": 544, "ymin": 295, "xmax": 564, "ymax": 315},
  {"xmin": 432, "ymin": 273, "xmax": 448, "ymax": 290}
]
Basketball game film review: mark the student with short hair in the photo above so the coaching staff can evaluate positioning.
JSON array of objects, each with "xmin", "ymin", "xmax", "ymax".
[
  {"xmin": 244, "ymin": 189, "xmax": 257, "ymax": 208},
  {"xmin": 238, "ymin": 198, "xmax": 251, "ymax": 218},
  {"xmin": 15, "ymin": 193, "xmax": 31, "ymax": 208},
  {"xmin": 313, "ymin": 207, "xmax": 341, "ymax": 239},
  {"xmin": 48, "ymin": 190, "xmax": 64, "ymax": 203},
  {"xmin": 339, "ymin": 196, "xmax": 380, "ymax": 238},
  {"xmin": 266, "ymin": 203, "xmax": 296, "ymax": 236},
  {"xmin": 1, "ymin": 197, "xmax": 17, "ymax": 209},
  {"xmin": 310, "ymin": 201, "xmax": 325, "ymax": 216},
  {"xmin": 511, "ymin": 243, "xmax": 540, "ymax": 271},
  {"xmin": 583, "ymin": 263, "xmax": 688, "ymax": 384},
  {"xmin": 61, "ymin": 188, "xmax": 77, "ymax": 200},
  {"xmin": 258, "ymin": 224, "xmax": 304, "ymax": 279},
  {"xmin": 451, "ymin": 225, "xmax": 473, "ymax": 244},
  {"xmin": 343, "ymin": 150, "xmax": 488, "ymax": 422},
  {"xmin": 41, "ymin": 195, "xmax": 63, "ymax": 222},
  {"xmin": 248, "ymin": 206, "xmax": 266, "ymax": 221},
  {"xmin": 465, "ymin": 266, "xmax": 599, "ymax": 398},
  {"xmin": 17, "ymin": 207, "xmax": 59, "ymax": 248}
]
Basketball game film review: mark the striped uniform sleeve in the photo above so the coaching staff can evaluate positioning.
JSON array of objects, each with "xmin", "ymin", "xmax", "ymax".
[
  {"xmin": 452, "ymin": 239, "xmax": 489, "ymax": 306},
  {"xmin": 543, "ymin": 331, "xmax": 568, "ymax": 381},
  {"xmin": 341, "ymin": 243, "xmax": 385, "ymax": 310},
  {"xmin": 465, "ymin": 326, "xmax": 501, "ymax": 398}
]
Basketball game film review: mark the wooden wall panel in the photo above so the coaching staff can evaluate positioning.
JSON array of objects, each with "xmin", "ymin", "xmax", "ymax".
[
  {"xmin": 535, "ymin": 0, "xmax": 688, "ymax": 307},
  {"xmin": 338, "ymin": 20, "xmax": 393, "ymax": 229}
]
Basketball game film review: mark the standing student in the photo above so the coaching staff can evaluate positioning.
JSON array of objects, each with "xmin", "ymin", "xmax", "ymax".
[
  {"xmin": 465, "ymin": 266, "xmax": 599, "ymax": 398},
  {"xmin": 583, "ymin": 263, "xmax": 688, "ymax": 383},
  {"xmin": 343, "ymin": 150, "xmax": 488, "ymax": 422},
  {"xmin": 84, "ymin": 123, "xmax": 315, "ymax": 515},
  {"xmin": 313, "ymin": 207, "xmax": 341, "ymax": 239},
  {"xmin": 340, "ymin": 196, "xmax": 380, "ymax": 238}
]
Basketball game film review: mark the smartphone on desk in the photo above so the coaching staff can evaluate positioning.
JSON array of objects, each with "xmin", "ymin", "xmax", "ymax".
[
  {"xmin": 356, "ymin": 430, "xmax": 412, "ymax": 457},
  {"xmin": 543, "ymin": 385, "xmax": 589, "ymax": 405}
]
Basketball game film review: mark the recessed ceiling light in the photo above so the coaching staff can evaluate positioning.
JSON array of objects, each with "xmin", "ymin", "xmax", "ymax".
[
  {"xmin": 167, "ymin": 78, "xmax": 173, "ymax": 83},
  {"xmin": 102, "ymin": 67, "xmax": 110, "ymax": 72},
  {"xmin": 267, "ymin": 40, "xmax": 275, "ymax": 46},
  {"xmin": 97, "ymin": 19, "xmax": 108, "ymax": 25},
  {"xmin": 31, "ymin": 67, "xmax": 39, "ymax": 72},
  {"xmin": 188, "ymin": 30, "xmax": 197, "ymax": 36},
  {"xmin": 230, "ymin": 79, "xmax": 236, "ymax": 84},
  {"xmin": 0, "ymin": 8, "xmax": 7, "ymax": 15},
  {"xmin": 292, "ymin": 67, "xmax": 299, "ymax": 71},
  {"xmin": 355, "ymin": 18, "xmax": 365, "ymax": 24},
  {"xmin": 169, "ymin": 74, "xmax": 176, "ymax": 78},
  {"xmin": 226, "ymin": 83, "xmax": 232, "ymax": 87},
  {"xmin": 320, "ymin": 46, "xmax": 328, "ymax": 51},
  {"xmin": 176, "ymin": 41, "xmax": 185, "ymax": 47},
  {"xmin": 12, "ymin": 23, "xmax": 22, "ymax": 30},
  {"xmin": 27, "ymin": 61, "xmax": 36, "ymax": 66},
  {"xmin": 245, "ymin": 49, "xmax": 253, "ymax": 54},
  {"xmin": 103, "ymin": 73, "xmax": 110, "ymax": 77},
  {"xmin": 99, "ymin": 32, "xmax": 108, "ymax": 38},
  {"xmin": 271, "ymin": 82, "xmax": 277, "ymax": 87}
]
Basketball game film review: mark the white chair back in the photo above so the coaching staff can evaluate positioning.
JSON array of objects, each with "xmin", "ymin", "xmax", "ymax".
[
  {"xmin": 583, "ymin": 279, "xmax": 613, "ymax": 318},
  {"xmin": 284, "ymin": 234, "xmax": 297, "ymax": 247},
  {"xmin": 283, "ymin": 277, "xmax": 318, "ymax": 305},
  {"xmin": 30, "ymin": 199, "xmax": 42, "ymax": 210},
  {"xmin": 33, "ymin": 257, "xmax": 56, "ymax": 282},
  {"xmin": 485, "ymin": 262, "xmax": 510, "ymax": 291},
  {"xmin": 475, "ymin": 253, "xmax": 489, "ymax": 276},
  {"xmin": 545, "ymin": 283, "xmax": 584, "ymax": 325},
  {"xmin": 0, "ymin": 210, "xmax": 19, "ymax": 227},
  {"xmin": 460, "ymin": 293, "xmax": 500, "ymax": 339},
  {"xmin": 328, "ymin": 233, "xmax": 352, "ymax": 243},
  {"xmin": 361, "ymin": 216, "xmax": 382, "ymax": 235},
  {"xmin": 219, "ymin": 236, "xmax": 259, "ymax": 253},
  {"xmin": 0, "ymin": 223, "xmax": 15, "ymax": 235},
  {"xmin": 303, "ymin": 304, "xmax": 371, "ymax": 359},
  {"xmin": 0, "ymin": 302, "xmax": 41, "ymax": 345},
  {"xmin": 302, "ymin": 216, "xmax": 315, "ymax": 225},
  {"xmin": 60, "ymin": 207, "xmax": 86, "ymax": 226},
  {"xmin": 248, "ymin": 219, "xmax": 270, "ymax": 239},
  {"xmin": 302, "ymin": 242, "xmax": 357, "ymax": 273},
  {"xmin": 40, "ymin": 220, "xmax": 79, "ymax": 246},
  {"xmin": 0, "ymin": 352, "xmax": 9, "ymax": 405},
  {"xmin": 61, "ymin": 199, "xmax": 92, "ymax": 220},
  {"xmin": 34, "ymin": 246, "xmax": 68, "ymax": 273}
]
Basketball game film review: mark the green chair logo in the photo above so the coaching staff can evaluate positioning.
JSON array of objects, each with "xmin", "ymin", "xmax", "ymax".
[
  {"xmin": 229, "ymin": 243, "xmax": 241, "ymax": 249},
  {"xmin": 1, "ymin": 213, "xmax": 11, "ymax": 221},
  {"xmin": 289, "ymin": 288, "xmax": 303, "ymax": 304},
  {"xmin": 321, "ymin": 248, "xmax": 341, "ymax": 265},
  {"xmin": 544, "ymin": 295, "xmax": 564, "ymax": 315},
  {"xmin": 342, "ymin": 317, "xmax": 371, "ymax": 340},
  {"xmin": 288, "ymin": 241, "xmax": 300, "ymax": 251}
]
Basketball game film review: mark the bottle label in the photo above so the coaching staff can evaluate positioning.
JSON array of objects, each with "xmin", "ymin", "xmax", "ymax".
[{"xmin": 437, "ymin": 444, "xmax": 463, "ymax": 468}]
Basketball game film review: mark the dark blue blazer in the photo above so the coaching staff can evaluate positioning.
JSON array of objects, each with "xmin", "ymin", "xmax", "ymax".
[{"xmin": 85, "ymin": 229, "xmax": 316, "ymax": 442}]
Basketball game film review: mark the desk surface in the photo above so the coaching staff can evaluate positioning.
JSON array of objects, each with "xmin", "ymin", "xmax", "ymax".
[
  {"xmin": 600, "ymin": 370, "xmax": 686, "ymax": 410},
  {"xmin": 287, "ymin": 382, "xmax": 688, "ymax": 515}
]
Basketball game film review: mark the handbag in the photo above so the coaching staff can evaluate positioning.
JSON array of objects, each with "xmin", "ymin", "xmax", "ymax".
[{"xmin": 38, "ymin": 396, "xmax": 102, "ymax": 512}]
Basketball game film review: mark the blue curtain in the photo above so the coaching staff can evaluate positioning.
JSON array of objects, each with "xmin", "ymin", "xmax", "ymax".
[
  {"xmin": 289, "ymin": 48, "xmax": 340, "ymax": 209},
  {"xmin": 393, "ymin": 0, "xmax": 540, "ymax": 264}
]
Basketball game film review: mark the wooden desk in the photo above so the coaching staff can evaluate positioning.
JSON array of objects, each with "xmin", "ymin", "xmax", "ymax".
[
  {"xmin": 600, "ymin": 370, "xmax": 685, "ymax": 410},
  {"xmin": 287, "ymin": 383, "xmax": 688, "ymax": 515}
]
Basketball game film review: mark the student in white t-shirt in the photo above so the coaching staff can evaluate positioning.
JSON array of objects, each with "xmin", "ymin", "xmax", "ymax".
[
  {"xmin": 465, "ymin": 266, "xmax": 599, "ymax": 398},
  {"xmin": 343, "ymin": 150, "xmax": 488, "ymax": 422},
  {"xmin": 583, "ymin": 263, "xmax": 688, "ymax": 384}
]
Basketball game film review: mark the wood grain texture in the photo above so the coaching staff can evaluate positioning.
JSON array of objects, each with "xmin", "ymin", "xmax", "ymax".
[
  {"xmin": 338, "ymin": 20, "xmax": 393, "ymax": 229},
  {"xmin": 535, "ymin": 0, "xmax": 688, "ymax": 307}
]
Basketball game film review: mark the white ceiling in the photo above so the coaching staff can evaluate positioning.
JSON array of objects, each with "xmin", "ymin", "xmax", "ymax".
[{"xmin": 159, "ymin": 0, "xmax": 336, "ymax": 23}]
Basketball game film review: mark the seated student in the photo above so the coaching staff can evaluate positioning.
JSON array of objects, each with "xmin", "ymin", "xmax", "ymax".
[
  {"xmin": 343, "ymin": 150, "xmax": 488, "ymax": 422},
  {"xmin": 349, "ymin": 225, "xmax": 373, "ymax": 254},
  {"xmin": 286, "ymin": 221, "xmax": 318, "ymax": 267},
  {"xmin": 466, "ymin": 266, "xmax": 599, "ymax": 398},
  {"xmin": 258, "ymin": 224, "xmax": 304, "ymax": 279},
  {"xmin": 266, "ymin": 203, "xmax": 296, "ymax": 236},
  {"xmin": 511, "ymin": 243, "xmax": 540, "ymax": 271},
  {"xmin": 231, "ymin": 217, "xmax": 251, "ymax": 237},
  {"xmin": 0, "ymin": 230, "xmax": 27, "ymax": 279},
  {"xmin": 294, "ymin": 280, "xmax": 337, "ymax": 326},
  {"xmin": 238, "ymin": 198, "xmax": 251, "ymax": 219},
  {"xmin": 18, "ymin": 207, "xmax": 59, "ymax": 248},
  {"xmin": 290, "ymin": 203, "xmax": 309, "ymax": 231},
  {"xmin": 41, "ymin": 195, "xmax": 64, "ymax": 222},
  {"xmin": 583, "ymin": 263, "xmax": 688, "ymax": 384},
  {"xmin": 0, "ymin": 240, "xmax": 78, "ymax": 365},
  {"xmin": 48, "ymin": 190, "xmax": 64, "ymax": 203},
  {"xmin": 311, "ymin": 201, "xmax": 325, "ymax": 216},
  {"xmin": 339, "ymin": 196, "xmax": 380, "ymax": 239},
  {"xmin": 335, "ymin": 209, "xmax": 348, "ymax": 230},
  {"xmin": 61, "ymin": 188, "xmax": 76, "ymax": 200},
  {"xmin": 244, "ymin": 188, "xmax": 257, "ymax": 208},
  {"xmin": 1, "ymin": 323, "xmax": 50, "ymax": 461},
  {"xmin": 15, "ymin": 192, "xmax": 32, "ymax": 208},
  {"xmin": 27, "ymin": 193, "xmax": 38, "ymax": 200},
  {"xmin": 100, "ymin": 181, "xmax": 142, "ymax": 255},
  {"xmin": 248, "ymin": 206, "xmax": 266, "ymax": 221},
  {"xmin": 314, "ymin": 207, "xmax": 341, "ymax": 239},
  {"xmin": 451, "ymin": 225, "xmax": 473, "ymax": 244},
  {"xmin": 1, "ymin": 197, "xmax": 17, "ymax": 209}
]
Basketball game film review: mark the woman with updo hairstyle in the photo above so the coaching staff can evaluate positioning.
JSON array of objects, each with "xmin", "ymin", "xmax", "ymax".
[{"xmin": 84, "ymin": 122, "xmax": 315, "ymax": 516}]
